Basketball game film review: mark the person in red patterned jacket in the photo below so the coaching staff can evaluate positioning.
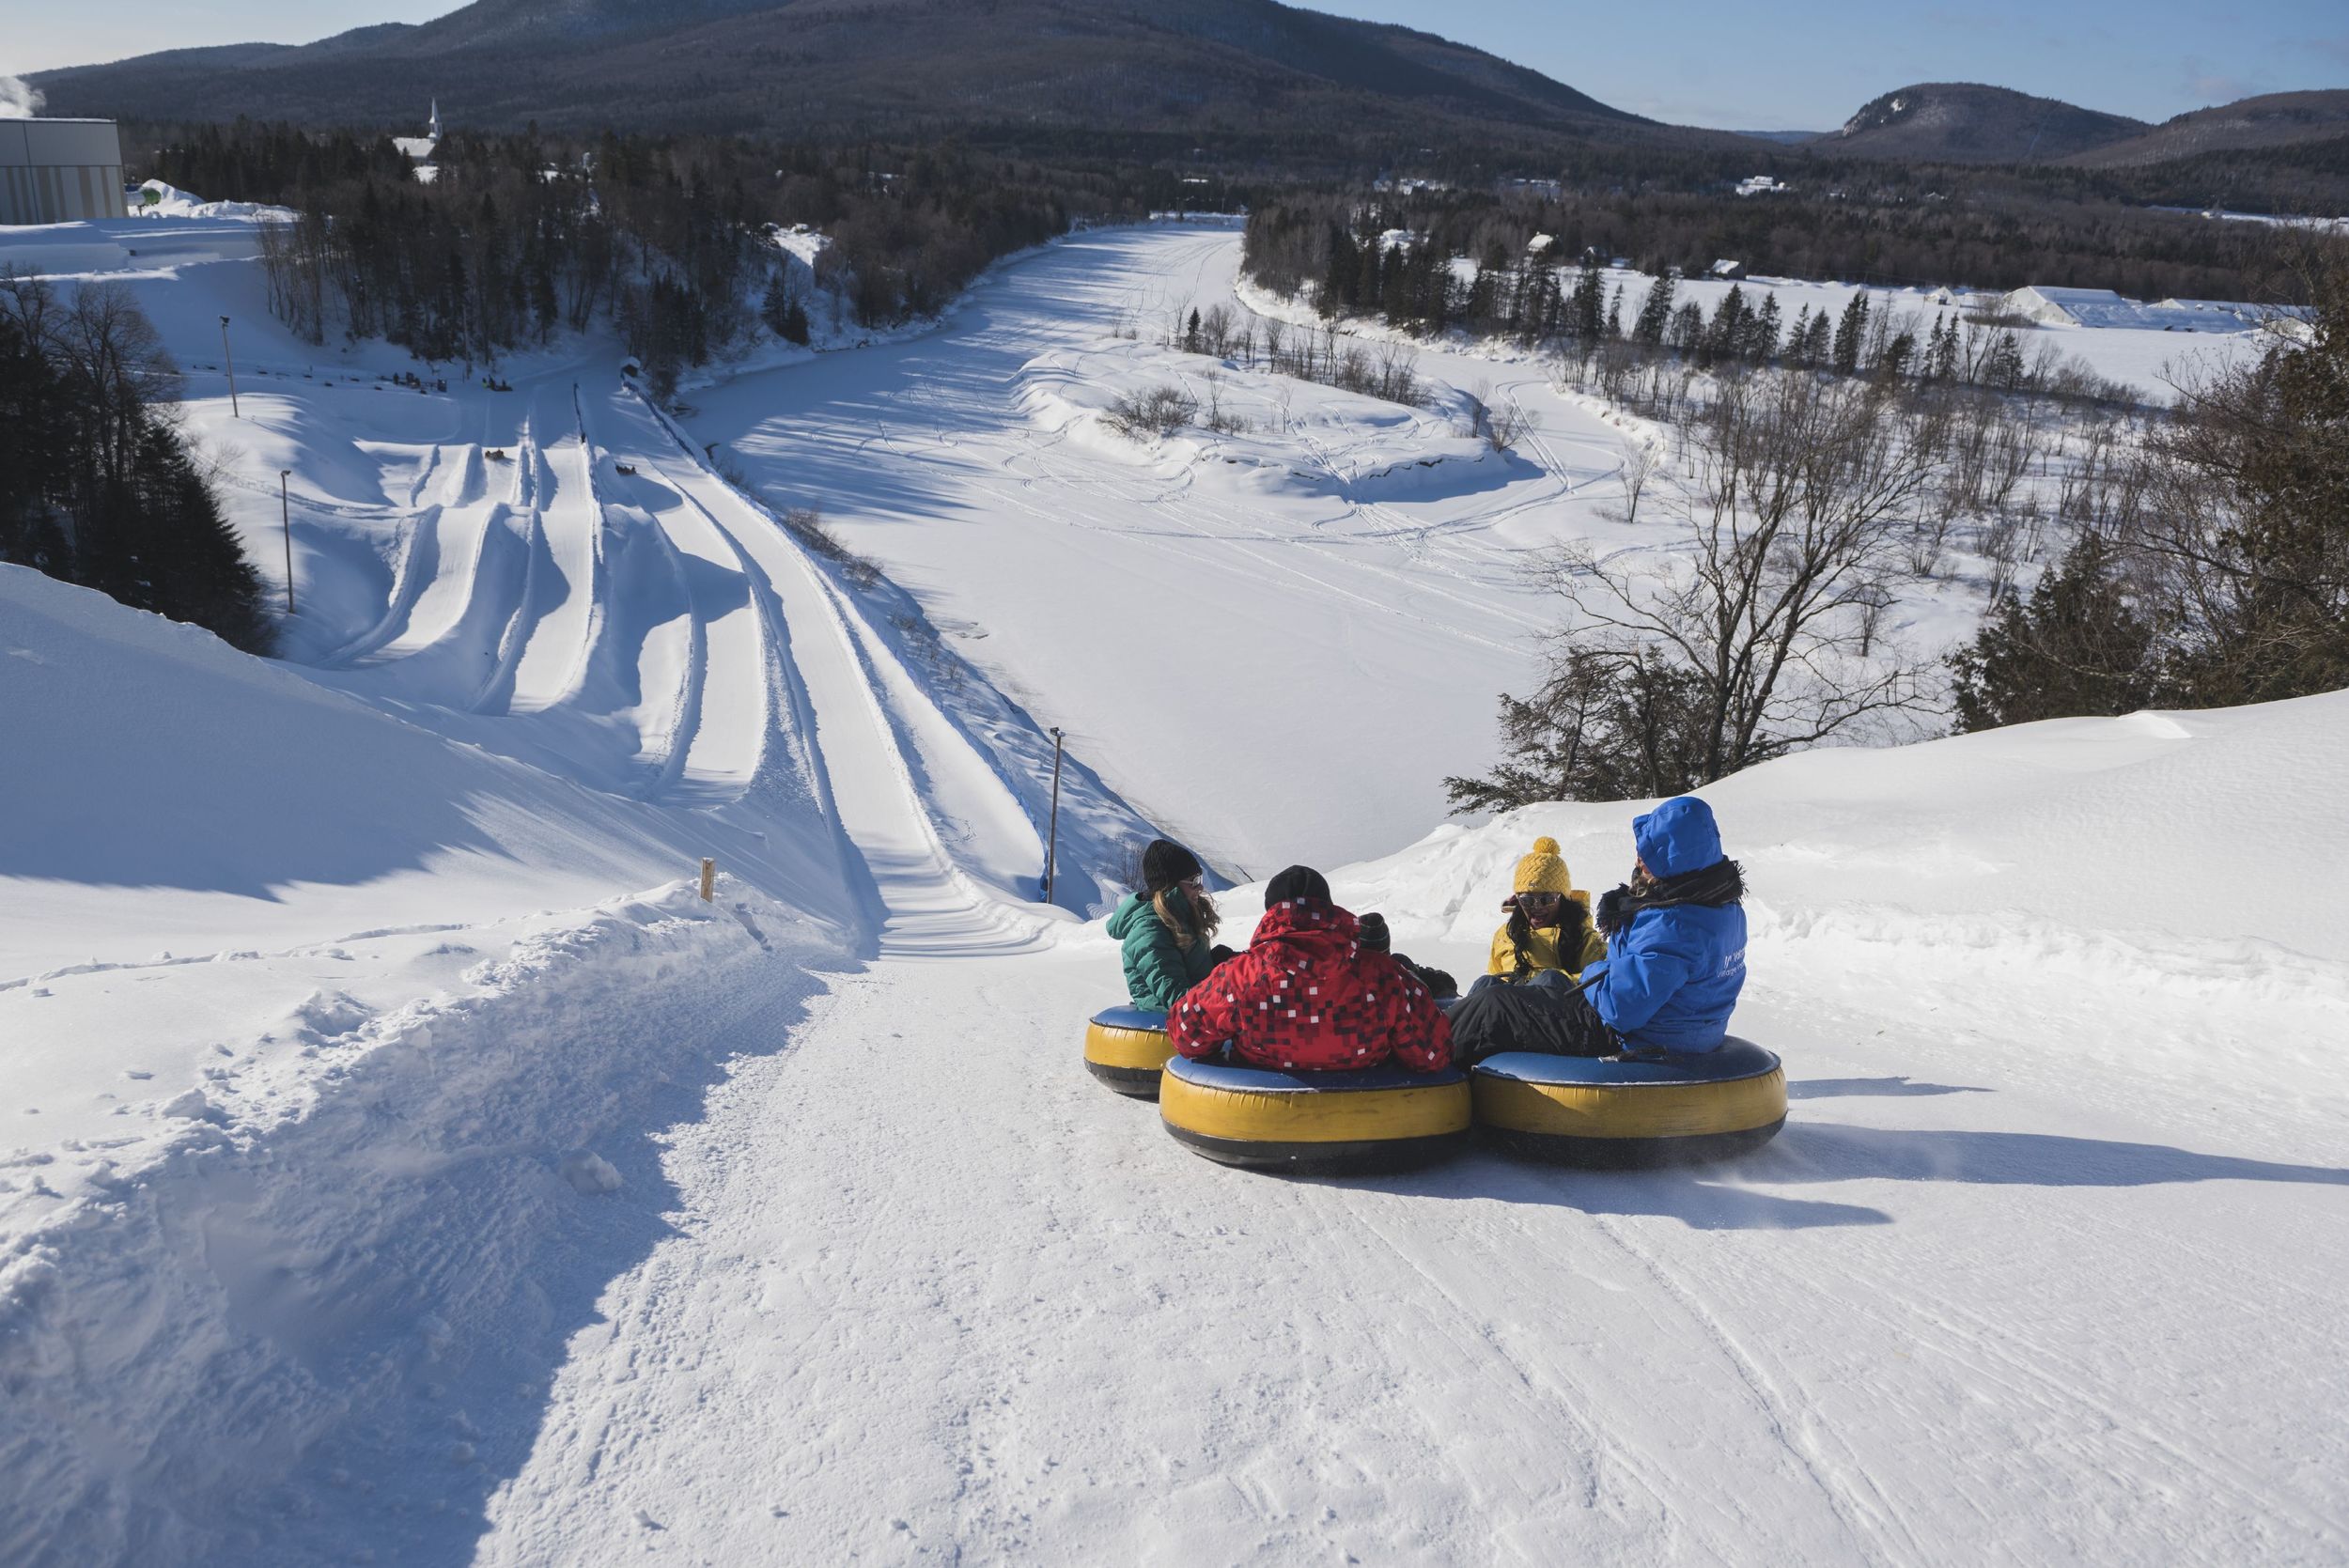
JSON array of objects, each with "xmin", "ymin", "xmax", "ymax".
[{"xmin": 1168, "ymin": 865, "xmax": 1453, "ymax": 1073}]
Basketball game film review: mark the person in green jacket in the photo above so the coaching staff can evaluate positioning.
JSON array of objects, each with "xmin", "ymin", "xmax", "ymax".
[{"xmin": 1107, "ymin": 839, "xmax": 1228, "ymax": 1011}]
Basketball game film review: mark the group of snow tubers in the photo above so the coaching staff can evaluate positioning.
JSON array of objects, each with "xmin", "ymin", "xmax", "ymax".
[{"xmin": 1084, "ymin": 797, "xmax": 1787, "ymax": 1172}]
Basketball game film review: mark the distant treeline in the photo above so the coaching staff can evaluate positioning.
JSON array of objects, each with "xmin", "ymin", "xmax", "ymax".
[
  {"xmin": 0, "ymin": 272, "xmax": 271, "ymax": 651},
  {"xmin": 1243, "ymin": 184, "xmax": 2300, "ymax": 307},
  {"xmin": 139, "ymin": 121, "xmax": 1242, "ymax": 392}
]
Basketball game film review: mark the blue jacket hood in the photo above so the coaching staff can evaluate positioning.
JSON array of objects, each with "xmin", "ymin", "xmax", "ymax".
[{"xmin": 1633, "ymin": 797, "xmax": 1724, "ymax": 879}]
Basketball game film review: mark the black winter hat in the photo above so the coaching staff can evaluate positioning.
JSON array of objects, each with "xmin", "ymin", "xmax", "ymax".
[
  {"xmin": 1141, "ymin": 838, "xmax": 1203, "ymax": 893},
  {"xmin": 1356, "ymin": 911, "xmax": 1391, "ymax": 952},
  {"xmin": 1264, "ymin": 864, "xmax": 1332, "ymax": 908}
]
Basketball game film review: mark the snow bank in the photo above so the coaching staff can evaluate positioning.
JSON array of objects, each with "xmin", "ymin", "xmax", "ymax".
[
  {"xmin": 0, "ymin": 876, "xmax": 837, "ymax": 1565},
  {"xmin": 132, "ymin": 181, "xmax": 296, "ymax": 224},
  {"xmin": 0, "ymin": 566, "xmax": 844, "ymax": 977},
  {"xmin": 494, "ymin": 688, "xmax": 2349, "ymax": 1566},
  {"xmin": 1320, "ymin": 693, "xmax": 2349, "ymax": 1124},
  {"xmin": 1342, "ymin": 693, "xmax": 2349, "ymax": 965},
  {"xmin": 1017, "ymin": 339, "xmax": 1501, "ymax": 503}
]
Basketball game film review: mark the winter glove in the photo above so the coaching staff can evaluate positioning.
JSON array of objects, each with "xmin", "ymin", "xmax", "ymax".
[{"xmin": 1595, "ymin": 884, "xmax": 1631, "ymax": 937}]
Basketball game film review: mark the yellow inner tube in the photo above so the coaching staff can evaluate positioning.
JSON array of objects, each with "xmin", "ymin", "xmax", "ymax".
[
  {"xmin": 1084, "ymin": 1019, "xmax": 1175, "ymax": 1074},
  {"xmin": 1162, "ymin": 1074, "xmax": 1471, "ymax": 1144},
  {"xmin": 1473, "ymin": 1064, "xmax": 1787, "ymax": 1141}
]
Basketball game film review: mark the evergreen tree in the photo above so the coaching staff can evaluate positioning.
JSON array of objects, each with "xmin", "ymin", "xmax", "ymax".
[
  {"xmin": 0, "ymin": 289, "xmax": 70, "ymax": 572},
  {"xmin": 1632, "ymin": 272, "xmax": 1675, "ymax": 349},
  {"xmin": 1568, "ymin": 257, "xmax": 1605, "ymax": 344},
  {"xmin": 761, "ymin": 269, "xmax": 793, "ymax": 338},
  {"xmin": 1670, "ymin": 300, "xmax": 1705, "ymax": 353},
  {"xmin": 1703, "ymin": 286, "xmax": 1749, "ymax": 366},
  {"xmin": 1951, "ymin": 533, "xmax": 2160, "ymax": 731},
  {"xmin": 1879, "ymin": 330, "xmax": 1918, "ymax": 381},
  {"xmin": 1802, "ymin": 308, "xmax": 1834, "ymax": 366},
  {"xmin": 1926, "ymin": 313, "xmax": 1960, "ymax": 381},
  {"xmin": 1832, "ymin": 290, "xmax": 1869, "ymax": 376},
  {"xmin": 122, "ymin": 419, "xmax": 273, "ymax": 654},
  {"xmin": 1318, "ymin": 224, "xmax": 1358, "ymax": 317},
  {"xmin": 1750, "ymin": 293, "xmax": 1782, "ymax": 363}
]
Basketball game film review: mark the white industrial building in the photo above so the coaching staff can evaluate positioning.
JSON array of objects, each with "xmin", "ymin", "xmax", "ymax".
[{"xmin": 0, "ymin": 118, "xmax": 126, "ymax": 225}]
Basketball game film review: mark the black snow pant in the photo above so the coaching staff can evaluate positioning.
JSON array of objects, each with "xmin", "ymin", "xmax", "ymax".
[{"xmin": 1447, "ymin": 975, "xmax": 1619, "ymax": 1066}]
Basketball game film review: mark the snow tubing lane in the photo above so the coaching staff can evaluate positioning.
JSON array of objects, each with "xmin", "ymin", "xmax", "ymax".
[
  {"xmin": 1085, "ymin": 1006, "xmax": 1174, "ymax": 1098},
  {"xmin": 1470, "ymin": 1039, "xmax": 1786, "ymax": 1167},
  {"xmin": 1159, "ymin": 1057, "xmax": 1471, "ymax": 1174}
]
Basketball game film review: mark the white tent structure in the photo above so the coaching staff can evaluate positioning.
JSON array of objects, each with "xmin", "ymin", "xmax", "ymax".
[
  {"xmin": 0, "ymin": 118, "xmax": 125, "ymax": 225},
  {"xmin": 1995, "ymin": 285, "xmax": 2149, "ymax": 329}
]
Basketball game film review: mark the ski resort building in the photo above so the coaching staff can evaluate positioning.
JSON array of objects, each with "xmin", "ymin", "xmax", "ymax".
[
  {"xmin": 0, "ymin": 118, "xmax": 125, "ymax": 225},
  {"xmin": 1995, "ymin": 285, "xmax": 2148, "ymax": 329},
  {"xmin": 1998, "ymin": 284, "xmax": 2283, "ymax": 334}
]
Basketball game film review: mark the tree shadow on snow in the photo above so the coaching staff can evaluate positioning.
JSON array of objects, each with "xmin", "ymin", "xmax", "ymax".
[
  {"xmin": 1786, "ymin": 1077, "xmax": 1991, "ymax": 1100},
  {"xmin": 195, "ymin": 960, "xmax": 861, "ymax": 1568}
]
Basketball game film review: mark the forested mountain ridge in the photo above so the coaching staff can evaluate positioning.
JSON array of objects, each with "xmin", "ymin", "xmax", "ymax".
[
  {"xmin": 2064, "ymin": 90, "xmax": 2349, "ymax": 168},
  {"xmin": 1818, "ymin": 83, "xmax": 2150, "ymax": 163},
  {"xmin": 1816, "ymin": 82, "xmax": 2349, "ymax": 174},
  {"xmin": 33, "ymin": 0, "xmax": 1677, "ymax": 147}
]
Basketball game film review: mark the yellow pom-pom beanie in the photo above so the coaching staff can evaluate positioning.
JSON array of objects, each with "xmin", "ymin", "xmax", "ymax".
[{"xmin": 1512, "ymin": 836, "xmax": 1574, "ymax": 895}]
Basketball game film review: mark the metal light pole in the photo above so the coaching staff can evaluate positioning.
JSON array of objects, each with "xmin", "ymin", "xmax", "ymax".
[
  {"xmin": 277, "ymin": 470, "xmax": 295, "ymax": 614},
  {"xmin": 218, "ymin": 315, "xmax": 240, "ymax": 418},
  {"xmin": 1043, "ymin": 726, "xmax": 1065, "ymax": 904}
]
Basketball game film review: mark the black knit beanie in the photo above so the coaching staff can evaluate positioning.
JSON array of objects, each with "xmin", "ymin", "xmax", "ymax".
[
  {"xmin": 1355, "ymin": 911, "xmax": 1391, "ymax": 952},
  {"xmin": 1141, "ymin": 838, "xmax": 1203, "ymax": 893},
  {"xmin": 1263, "ymin": 864, "xmax": 1332, "ymax": 908}
]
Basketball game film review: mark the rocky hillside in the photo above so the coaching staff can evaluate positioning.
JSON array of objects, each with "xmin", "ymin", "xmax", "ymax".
[{"xmin": 1818, "ymin": 82, "xmax": 2148, "ymax": 163}]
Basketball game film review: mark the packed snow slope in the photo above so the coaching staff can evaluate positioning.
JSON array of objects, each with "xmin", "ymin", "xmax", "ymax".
[{"xmin": 477, "ymin": 691, "xmax": 2349, "ymax": 1568}]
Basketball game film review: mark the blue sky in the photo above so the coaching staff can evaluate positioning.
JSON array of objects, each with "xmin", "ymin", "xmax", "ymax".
[{"xmin": 8, "ymin": 0, "xmax": 2345, "ymax": 130}]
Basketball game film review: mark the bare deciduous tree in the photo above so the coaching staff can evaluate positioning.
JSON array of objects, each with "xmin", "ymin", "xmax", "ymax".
[{"xmin": 1523, "ymin": 374, "xmax": 1942, "ymax": 790}]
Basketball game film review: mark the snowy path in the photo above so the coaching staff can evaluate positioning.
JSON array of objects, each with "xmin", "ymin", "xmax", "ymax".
[{"xmin": 475, "ymin": 932, "xmax": 2348, "ymax": 1566}]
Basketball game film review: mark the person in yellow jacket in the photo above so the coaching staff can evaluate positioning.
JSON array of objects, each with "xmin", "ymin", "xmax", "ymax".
[{"xmin": 1486, "ymin": 836, "xmax": 1608, "ymax": 984}]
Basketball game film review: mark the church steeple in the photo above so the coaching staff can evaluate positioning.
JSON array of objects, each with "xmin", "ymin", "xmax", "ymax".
[{"xmin": 428, "ymin": 99, "xmax": 441, "ymax": 141}]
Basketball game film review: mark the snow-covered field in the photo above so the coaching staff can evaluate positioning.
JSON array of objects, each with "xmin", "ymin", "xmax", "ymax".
[{"xmin": 4, "ymin": 212, "xmax": 2345, "ymax": 1566}]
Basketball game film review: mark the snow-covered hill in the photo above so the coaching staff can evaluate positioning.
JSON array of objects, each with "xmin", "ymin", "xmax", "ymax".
[{"xmin": 3, "ymin": 213, "xmax": 2345, "ymax": 1566}]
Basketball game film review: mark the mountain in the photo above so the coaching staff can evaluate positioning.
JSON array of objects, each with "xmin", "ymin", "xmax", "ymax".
[
  {"xmin": 31, "ymin": 0, "xmax": 1672, "ymax": 148},
  {"xmin": 1817, "ymin": 83, "xmax": 2148, "ymax": 163},
  {"xmin": 2063, "ymin": 89, "xmax": 2349, "ymax": 168}
]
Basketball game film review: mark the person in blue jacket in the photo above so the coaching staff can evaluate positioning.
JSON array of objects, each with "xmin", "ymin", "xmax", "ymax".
[{"xmin": 1448, "ymin": 797, "xmax": 1746, "ymax": 1063}]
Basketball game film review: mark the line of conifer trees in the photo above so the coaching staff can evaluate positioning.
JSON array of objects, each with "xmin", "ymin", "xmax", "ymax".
[
  {"xmin": 146, "ymin": 123, "xmax": 1174, "ymax": 396},
  {"xmin": 0, "ymin": 272, "xmax": 272, "ymax": 652},
  {"xmin": 1245, "ymin": 211, "xmax": 2111, "ymax": 402},
  {"xmin": 1244, "ymin": 187, "xmax": 2295, "ymax": 319}
]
